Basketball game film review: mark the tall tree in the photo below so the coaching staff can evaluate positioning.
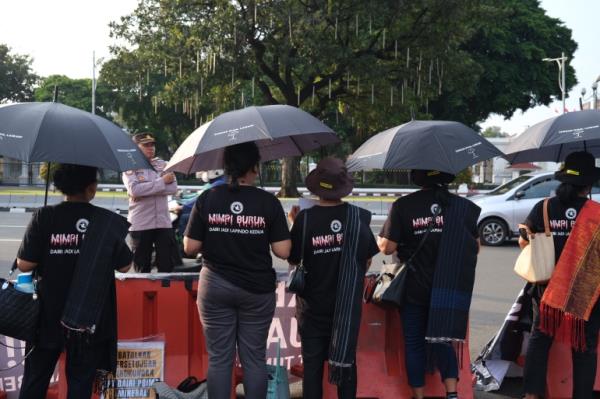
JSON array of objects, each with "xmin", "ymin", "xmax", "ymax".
[
  {"xmin": 34, "ymin": 75, "xmax": 110, "ymax": 116},
  {"xmin": 0, "ymin": 44, "xmax": 38, "ymax": 103},
  {"xmin": 105, "ymin": 0, "xmax": 577, "ymax": 194},
  {"xmin": 107, "ymin": 0, "xmax": 475, "ymax": 195},
  {"xmin": 429, "ymin": 0, "xmax": 578, "ymax": 126}
]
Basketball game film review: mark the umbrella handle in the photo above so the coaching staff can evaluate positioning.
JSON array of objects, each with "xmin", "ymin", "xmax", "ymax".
[
  {"xmin": 258, "ymin": 163, "xmax": 264, "ymax": 188},
  {"xmin": 44, "ymin": 162, "xmax": 51, "ymax": 206}
]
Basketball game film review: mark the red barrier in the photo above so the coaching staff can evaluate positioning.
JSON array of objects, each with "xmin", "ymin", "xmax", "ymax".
[
  {"xmin": 544, "ymin": 339, "xmax": 600, "ymax": 398},
  {"xmin": 55, "ymin": 274, "xmax": 473, "ymax": 398},
  {"xmin": 291, "ymin": 303, "xmax": 473, "ymax": 398}
]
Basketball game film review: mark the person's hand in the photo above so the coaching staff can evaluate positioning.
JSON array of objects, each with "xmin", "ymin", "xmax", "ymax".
[
  {"xmin": 288, "ymin": 205, "xmax": 300, "ymax": 224},
  {"xmin": 162, "ymin": 172, "xmax": 175, "ymax": 184}
]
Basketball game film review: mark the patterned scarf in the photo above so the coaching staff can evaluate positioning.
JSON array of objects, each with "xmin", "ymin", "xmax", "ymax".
[
  {"xmin": 540, "ymin": 200, "xmax": 600, "ymax": 351},
  {"xmin": 328, "ymin": 204, "xmax": 363, "ymax": 385},
  {"xmin": 426, "ymin": 195, "xmax": 480, "ymax": 343}
]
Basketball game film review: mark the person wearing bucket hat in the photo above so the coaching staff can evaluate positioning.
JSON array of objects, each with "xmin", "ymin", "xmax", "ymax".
[
  {"xmin": 288, "ymin": 157, "xmax": 379, "ymax": 398},
  {"xmin": 521, "ymin": 152, "xmax": 600, "ymax": 399},
  {"xmin": 378, "ymin": 169, "xmax": 481, "ymax": 399}
]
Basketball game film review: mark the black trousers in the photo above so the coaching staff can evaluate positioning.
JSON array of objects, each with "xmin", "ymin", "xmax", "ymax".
[
  {"xmin": 19, "ymin": 341, "xmax": 104, "ymax": 399},
  {"xmin": 301, "ymin": 335, "xmax": 357, "ymax": 399},
  {"xmin": 130, "ymin": 228, "xmax": 177, "ymax": 272},
  {"xmin": 523, "ymin": 295, "xmax": 600, "ymax": 398}
]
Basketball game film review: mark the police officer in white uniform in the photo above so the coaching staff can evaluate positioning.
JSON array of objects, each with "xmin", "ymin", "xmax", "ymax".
[{"xmin": 122, "ymin": 133, "xmax": 178, "ymax": 272}]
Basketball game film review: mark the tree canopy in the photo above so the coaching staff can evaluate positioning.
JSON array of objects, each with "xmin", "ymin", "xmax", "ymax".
[
  {"xmin": 0, "ymin": 44, "xmax": 38, "ymax": 103},
  {"xmin": 101, "ymin": 0, "xmax": 577, "ymax": 195}
]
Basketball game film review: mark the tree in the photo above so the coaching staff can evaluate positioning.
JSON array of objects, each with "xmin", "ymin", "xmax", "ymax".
[
  {"xmin": 34, "ymin": 75, "xmax": 111, "ymax": 116},
  {"xmin": 429, "ymin": 0, "xmax": 577, "ymax": 126},
  {"xmin": 104, "ymin": 0, "xmax": 576, "ymax": 195},
  {"xmin": 482, "ymin": 126, "xmax": 509, "ymax": 138},
  {"xmin": 107, "ymin": 0, "xmax": 476, "ymax": 195},
  {"xmin": 0, "ymin": 44, "xmax": 38, "ymax": 103}
]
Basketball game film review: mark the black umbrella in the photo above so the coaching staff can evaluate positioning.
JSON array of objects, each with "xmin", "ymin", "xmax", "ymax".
[
  {"xmin": 0, "ymin": 101, "xmax": 151, "ymax": 205},
  {"xmin": 346, "ymin": 120, "xmax": 504, "ymax": 174},
  {"xmin": 504, "ymin": 110, "xmax": 600, "ymax": 163},
  {"xmin": 165, "ymin": 105, "xmax": 339, "ymax": 173},
  {"xmin": 0, "ymin": 102, "xmax": 150, "ymax": 171}
]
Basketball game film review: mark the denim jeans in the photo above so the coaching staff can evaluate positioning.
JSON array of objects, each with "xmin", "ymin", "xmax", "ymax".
[
  {"xmin": 523, "ymin": 295, "xmax": 600, "ymax": 398},
  {"xmin": 401, "ymin": 302, "xmax": 458, "ymax": 388}
]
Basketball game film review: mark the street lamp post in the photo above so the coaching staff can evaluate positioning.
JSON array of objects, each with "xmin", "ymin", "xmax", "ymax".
[
  {"xmin": 593, "ymin": 82, "xmax": 598, "ymax": 110},
  {"xmin": 543, "ymin": 52, "xmax": 568, "ymax": 114}
]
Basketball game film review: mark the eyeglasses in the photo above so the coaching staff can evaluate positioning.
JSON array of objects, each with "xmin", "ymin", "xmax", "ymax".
[{"xmin": 141, "ymin": 142, "xmax": 155, "ymax": 148}]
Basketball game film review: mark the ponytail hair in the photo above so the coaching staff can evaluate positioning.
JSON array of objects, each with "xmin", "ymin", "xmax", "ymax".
[
  {"xmin": 223, "ymin": 142, "xmax": 261, "ymax": 191},
  {"xmin": 556, "ymin": 182, "xmax": 589, "ymax": 205}
]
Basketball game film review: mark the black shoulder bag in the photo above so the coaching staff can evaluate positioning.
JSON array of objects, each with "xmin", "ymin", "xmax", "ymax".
[
  {"xmin": 286, "ymin": 211, "xmax": 308, "ymax": 294},
  {"xmin": 0, "ymin": 208, "xmax": 53, "ymax": 345},
  {"xmin": 378, "ymin": 206, "xmax": 441, "ymax": 307},
  {"xmin": 0, "ymin": 261, "xmax": 40, "ymax": 343}
]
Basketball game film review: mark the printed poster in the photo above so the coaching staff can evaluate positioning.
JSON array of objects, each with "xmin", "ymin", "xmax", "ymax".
[{"xmin": 105, "ymin": 340, "xmax": 165, "ymax": 399}]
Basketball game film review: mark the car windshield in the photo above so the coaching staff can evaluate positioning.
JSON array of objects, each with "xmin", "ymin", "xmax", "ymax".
[{"xmin": 487, "ymin": 175, "xmax": 532, "ymax": 196}]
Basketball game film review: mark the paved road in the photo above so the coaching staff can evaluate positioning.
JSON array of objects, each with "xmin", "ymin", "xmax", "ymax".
[
  {"xmin": 0, "ymin": 212, "xmax": 524, "ymax": 398},
  {"xmin": 0, "ymin": 193, "xmax": 395, "ymax": 216}
]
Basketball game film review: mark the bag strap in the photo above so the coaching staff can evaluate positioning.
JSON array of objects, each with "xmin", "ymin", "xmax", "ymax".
[
  {"xmin": 0, "ymin": 341, "xmax": 35, "ymax": 371},
  {"xmin": 543, "ymin": 198, "xmax": 551, "ymax": 237},
  {"xmin": 299, "ymin": 211, "xmax": 308, "ymax": 266},
  {"xmin": 406, "ymin": 205, "xmax": 441, "ymax": 265}
]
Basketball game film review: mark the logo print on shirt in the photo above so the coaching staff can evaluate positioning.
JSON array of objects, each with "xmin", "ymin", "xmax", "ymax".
[
  {"xmin": 330, "ymin": 220, "xmax": 342, "ymax": 233},
  {"xmin": 565, "ymin": 208, "xmax": 577, "ymax": 220},
  {"xmin": 431, "ymin": 203, "xmax": 441, "ymax": 215},
  {"xmin": 230, "ymin": 201, "xmax": 244, "ymax": 215},
  {"xmin": 76, "ymin": 218, "xmax": 89, "ymax": 233}
]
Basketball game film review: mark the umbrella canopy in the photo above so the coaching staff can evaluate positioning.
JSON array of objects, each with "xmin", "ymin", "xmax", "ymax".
[
  {"xmin": 346, "ymin": 120, "xmax": 504, "ymax": 174},
  {"xmin": 0, "ymin": 102, "xmax": 151, "ymax": 171},
  {"xmin": 504, "ymin": 110, "xmax": 600, "ymax": 163},
  {"xmin": 165, "ymin": 105, "xmax": 339, "ymax": 173}
]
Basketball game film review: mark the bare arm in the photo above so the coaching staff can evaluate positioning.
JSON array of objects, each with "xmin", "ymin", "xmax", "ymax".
[
  {"xmin": 377, "ymin": 236, "xmax": 398, "ymax": 256},
  {"xmin": 16, "ymin": 258, "xmax": 37, "ymax": 272},
  {"xmin": 118, "ymin": 263, "xmax": 132, "ymax": 273},
  {"xmin": 271, "ymin": 239, "xmax": 291, "ymax": 260},
  {"xmin": 184, "ymin": 237, "xmax": 203, "ymax": 257}
]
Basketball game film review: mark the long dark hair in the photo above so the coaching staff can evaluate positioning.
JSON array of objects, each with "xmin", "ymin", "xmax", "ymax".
[
  {"xmin": 223, "ymin": 142, "xmax": 261, "ymax": 191},
  {"xmin": 556, "ymin": 182, "xmax": 589, "ymax": 205}
]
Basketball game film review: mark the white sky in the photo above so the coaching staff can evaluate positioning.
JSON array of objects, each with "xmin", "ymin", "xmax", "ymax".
[{"xmin": 0, "ymin": 0, "xmax": 596, "ymax": 135}]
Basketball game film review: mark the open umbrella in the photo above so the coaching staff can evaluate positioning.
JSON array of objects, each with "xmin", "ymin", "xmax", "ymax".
[
  {"xmin": 165, "ymin": 105, "xmax": 339, "ymax": 173},
  {"xmin": 346, "ymin": 120, "xmax": 503, "ymax": 174},
  {"xmin": 0, "ymin": 101, "xmax": 151, "ymax": 205},
  {"xmin": 0, "ymin": 102, "xmax": 150, "ymax": 171},
  {"xmin": 504, "ymin": 110, "xmax": 600, "ymax": 163}
]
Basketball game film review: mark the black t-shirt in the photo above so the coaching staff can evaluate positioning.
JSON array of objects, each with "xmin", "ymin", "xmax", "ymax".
[
  {"xmin": 379, "ymin": 190, "xmax": 479, "ymax": 306},
  {"xmin": 525, "ymin": 196, "xmax": 588, "ymax": 264},
  {"xmin": 185, "ymin": 185, "xmax": 290, "ymax": 293},
  {"xmin": 17, "ymin": 202, "xmax": 132, "ymax": 348},
  {"xmin": 289, "ymin": 204, "xmax": 379, "ymax": 337}
]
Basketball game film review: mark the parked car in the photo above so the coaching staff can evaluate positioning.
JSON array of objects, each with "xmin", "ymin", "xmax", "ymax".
[{"xmin": 471, "ymin": 172, "xmax": 600, "ymax": 246}]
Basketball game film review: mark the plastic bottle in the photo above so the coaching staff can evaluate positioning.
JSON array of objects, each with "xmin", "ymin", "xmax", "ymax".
[{"xmin": 14, "ymin": 272, "xmax": 35, "ymax": 294}]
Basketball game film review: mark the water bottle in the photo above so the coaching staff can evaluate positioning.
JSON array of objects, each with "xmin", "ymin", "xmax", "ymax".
[{"xmin": 14, "ymin": 272, "xmax": 35, "ymax": 294}]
